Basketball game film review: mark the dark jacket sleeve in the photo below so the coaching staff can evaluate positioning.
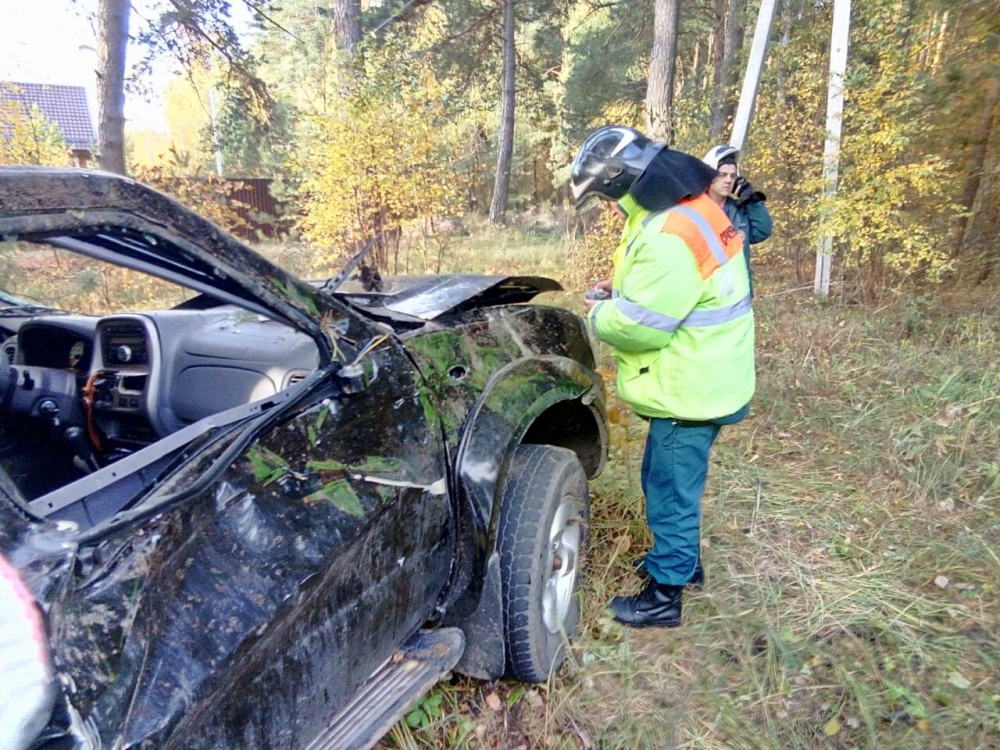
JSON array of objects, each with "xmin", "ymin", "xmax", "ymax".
[{"xmin": 744, "ymin": 200, "xmax": 772, "ymax": 244}]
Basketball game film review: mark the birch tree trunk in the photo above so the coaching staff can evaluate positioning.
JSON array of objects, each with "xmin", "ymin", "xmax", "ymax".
[
  {"xmin": 489, "ymin": 0, "xmax": 516, "ymax": 224},
  {"xmin": 645, "ymin": 0, "xmax": 679, "ymax": 142},
  {"xmin": 930, "ymin": 9, "xmax": 950, "ymax": 75},
  {"xmin": 96, "ymin": 0, "xmax": 130, "ymax": 175}
]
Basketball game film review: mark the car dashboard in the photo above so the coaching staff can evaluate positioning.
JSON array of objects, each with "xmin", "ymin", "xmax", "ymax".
[{"xmin": 2, "ymin": 307, "xmax": 319, "ymax": 495}]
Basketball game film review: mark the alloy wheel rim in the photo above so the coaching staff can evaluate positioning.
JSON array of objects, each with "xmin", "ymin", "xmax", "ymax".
[{"xmin": 541, "ymin": 496, "xmax": 581, "ymax": 634}]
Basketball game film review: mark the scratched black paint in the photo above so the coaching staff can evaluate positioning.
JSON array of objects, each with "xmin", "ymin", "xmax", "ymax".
[{"xmin": 0, "ymin": 168, "xmax": 607, "ymax": 749}]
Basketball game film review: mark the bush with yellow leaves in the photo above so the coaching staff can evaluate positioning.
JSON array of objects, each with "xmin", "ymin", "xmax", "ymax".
[
  {"xmin": 297, "ymin": 38, "xmax": 468, "ymax": 274},
  {"xmin": 0, "ymin": 91, "xmax": 70, "ymax": 167},
  {"xmin": 130, "ymin": 147, "xmax": 251, "ymax": 238}
]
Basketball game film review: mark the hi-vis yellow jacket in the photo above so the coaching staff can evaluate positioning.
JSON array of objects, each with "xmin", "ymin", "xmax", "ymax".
[{"xmin": 588, "ymin": 193, "xmax": 755, "ymax": 421}]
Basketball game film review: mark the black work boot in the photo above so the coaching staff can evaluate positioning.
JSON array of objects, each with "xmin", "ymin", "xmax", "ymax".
[
  {"xmin": 609, "ymin": 578, "xmax": 683, "ymax": 628},
  {"xmin": 634, "ymin": 557, "xmax": 705, "ymax": 590}
]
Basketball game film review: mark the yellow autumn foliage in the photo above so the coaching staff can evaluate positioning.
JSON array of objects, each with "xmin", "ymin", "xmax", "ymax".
[
  {"xmin": 131, "ymin": 148, "xmax": 251, "ymax": 237},
  {"xmin": 298, "ymin": 39, "xmax": 467, "ymax": 272},
  {"xmin": 747, "ymin": 0, "xmax": 960, "ymax": 294},
  {"xmin": 0, "ymin": 94, "xmax": 70, "ymax": 167}
]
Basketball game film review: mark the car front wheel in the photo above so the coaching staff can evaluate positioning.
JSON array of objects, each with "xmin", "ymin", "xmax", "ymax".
[{"xmin": 497, "ymin": 444, "xmax": 589, "ymax": 682}]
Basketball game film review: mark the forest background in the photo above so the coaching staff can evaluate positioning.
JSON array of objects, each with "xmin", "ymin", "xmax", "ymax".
[
  {"xmin": 2, "ymin": 0, "xmax": 999, "ymax": 748},
  {"xmin": 2, "ymin": 0, "xmax": 998, "ymax": 293}
]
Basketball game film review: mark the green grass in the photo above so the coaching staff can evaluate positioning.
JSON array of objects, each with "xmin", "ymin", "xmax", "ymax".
[{"xmin": 372, "ymin": 234, "xmax": 1000, "ymax": 750}]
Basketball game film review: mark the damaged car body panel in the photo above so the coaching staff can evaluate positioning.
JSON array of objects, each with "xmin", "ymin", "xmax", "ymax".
[
  {"xmin": 48, "ymin": 365, "xmax": 452, "ymax": 748},
  {"xmin": 333, "ymin": 273, "xmax": 563, "ymax": 321},
  {"xmin": 401, "ymin": 307, "xmax": 606, "ymax": 676},
  {"xmin": 0, "ymin": 168, "xmax": 607, "ymax": 750}
]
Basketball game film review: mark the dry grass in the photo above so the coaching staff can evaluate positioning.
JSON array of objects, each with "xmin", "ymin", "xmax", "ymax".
[{"xmin": 383, "ymin": 239, "xmax": 1000, "ymax": 750}]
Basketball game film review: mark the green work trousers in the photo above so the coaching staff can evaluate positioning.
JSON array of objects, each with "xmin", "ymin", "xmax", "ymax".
[{"xmin": 640, "ymin": 417, "xmax": 721, "ymax": 586}]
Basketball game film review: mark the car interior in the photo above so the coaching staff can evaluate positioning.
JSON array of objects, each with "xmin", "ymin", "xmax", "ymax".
[{"xmin": 0, "ymin": 238, "xmax": 321, "ymax": 506}]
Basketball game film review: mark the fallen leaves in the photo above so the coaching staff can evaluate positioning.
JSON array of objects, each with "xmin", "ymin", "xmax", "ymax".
[
  {"xmin": 947, "ymin": 672, "xmax": 972, "ymax": 690},
  {"xmin": 823, "ymin": 717, "xmax": 842, "ymax": 736}
]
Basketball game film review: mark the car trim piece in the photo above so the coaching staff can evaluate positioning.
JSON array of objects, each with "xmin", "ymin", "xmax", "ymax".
[
  {"xmin": 351, "ymin": 475, "xmax": 448, "ymax": 494},
  {"xmin": 93, "ymin": 313, "xmax": 166, "ymax": 437}
]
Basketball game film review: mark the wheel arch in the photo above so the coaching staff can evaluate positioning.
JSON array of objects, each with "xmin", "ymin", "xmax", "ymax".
[
  {"xmin": 520, "ymin": 398, "xmax": 606, "ymax": 479},
  {"xmin": 445, "ymin": 355, "xmax": 606, "ymax": 679},
  {"xmin": 457, "ymin": 355, "xmax": 605, "ymax": 549}
]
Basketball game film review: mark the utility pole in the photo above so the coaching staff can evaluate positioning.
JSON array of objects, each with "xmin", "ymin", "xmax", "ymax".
[
  {"xmin": 815, "ymin": 0, "xmax": 852, "ymax": 296},
  {"xmin": 729, "ymin": 0, "xmax": 777, "ymax": 151}
]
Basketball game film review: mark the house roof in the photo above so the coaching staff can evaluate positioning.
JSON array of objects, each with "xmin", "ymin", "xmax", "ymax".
[{"xmin": 0, "ymin": 81, "xmax": 96, "ymax": 152}]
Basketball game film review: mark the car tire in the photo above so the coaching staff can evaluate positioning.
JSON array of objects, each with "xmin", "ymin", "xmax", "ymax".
[{"xmin": 497, "ymin": 444, "xmax": 589, "ymax": 682}]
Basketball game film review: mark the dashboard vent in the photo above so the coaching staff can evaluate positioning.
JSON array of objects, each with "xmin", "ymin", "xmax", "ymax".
[{"xmin": 286, "ymin": 371, "xmax": 309, "ymax": 388}]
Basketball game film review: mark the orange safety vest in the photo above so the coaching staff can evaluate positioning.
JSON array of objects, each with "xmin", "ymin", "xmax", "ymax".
[{"xmin": 647, "ymin": 193, "xmax": 744, "ymax": 281}]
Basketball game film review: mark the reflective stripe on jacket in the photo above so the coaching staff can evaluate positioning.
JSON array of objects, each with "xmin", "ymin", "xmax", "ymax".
[{"xmin": 589, "ymin": 193, "xmax": 755, "ymax": 421}]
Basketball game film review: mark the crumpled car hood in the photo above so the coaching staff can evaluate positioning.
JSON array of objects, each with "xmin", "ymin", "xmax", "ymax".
[{"xmin": 333, "ymin": 274, "xmax": 562, "ymax": 321}]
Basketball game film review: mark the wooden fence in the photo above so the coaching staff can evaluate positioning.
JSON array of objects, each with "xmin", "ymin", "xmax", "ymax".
[{"xmin": 224, "ymin": 178, "xmax": 294, "ymax": 241}]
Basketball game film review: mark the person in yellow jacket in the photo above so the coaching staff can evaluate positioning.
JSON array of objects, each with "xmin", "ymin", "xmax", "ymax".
[{"xmin": 572, "ymin": 125, "xmax": 755, "ymax": 628}]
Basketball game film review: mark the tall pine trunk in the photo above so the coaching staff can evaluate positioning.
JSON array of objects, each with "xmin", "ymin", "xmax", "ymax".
[
  {"xmin": 645, "ymin": 0, "xmax": 679, "ymax": 142},
  {"xmin": 720, "ymin": 0, "xmax": 743, "ymax": 132},
  {"xmin": 332, "ymin": 0, "xmax": 363, "ymax": 52},
  {"xmin": 709, "ymin": 0, "xmax": 743, "ymax": 141},
  {"xmin": 97, "ymin": 0, "xmax": 130, "ymax": 175},
  {"xmin": 948, "ymin": 78, "xmax": 1000, "ymax": 261},
  {"xmin": 489, "ymin": 0, "xmax": 516, "ymax": 224},
  {"xmin": 709, "ymin": 0, "xmax": 726, "ymax": 139}
]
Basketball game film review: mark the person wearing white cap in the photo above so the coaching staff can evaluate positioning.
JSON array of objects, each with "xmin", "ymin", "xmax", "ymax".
[{"xmin": 702, "ymin": 145, "xmax": 772, "ymax": 298}]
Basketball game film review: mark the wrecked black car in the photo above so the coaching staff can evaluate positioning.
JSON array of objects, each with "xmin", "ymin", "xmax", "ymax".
[{"xmin": 0, "ymin": 168, "xmax": 607, "ymax": 750}]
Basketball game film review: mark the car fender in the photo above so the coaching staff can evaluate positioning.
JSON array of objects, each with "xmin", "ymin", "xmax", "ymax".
[{"xmin": 447, "ymin": 355, "xmax": 605, "ymax": 678}]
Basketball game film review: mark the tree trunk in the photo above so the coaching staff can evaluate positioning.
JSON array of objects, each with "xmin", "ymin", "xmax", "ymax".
[
  {"xmin": 489, "ymin": 0, "xmax": 516, "ymax": 224},
  {"xmin": 96, "ymin": 0, "xmax": 130, "ymax": 175},
  {"xmin": 691, "ymin": 37, "xmax": 700, "ymax": 89},
  {"xmin": 963, "ymin": 85, "xmax": 1000, "ymax": 277},
  {"xmin": 709, "ymin": 0, "xmax": 726, "ymax": 139},
  {"xmin": 645, "ymin": 0, "xmax": 679, "ymax": 142},
  {"xmin": 719, "ymin": 0, "xmax": 743, "ymax": 134},
  {"xmin": 917, "ymin": 11, "xmax": 936, "ymax": 71},
  {"xmin": 710, "ymin": 0, "xmax": 743, "ymax": 140},
  {"xmin": 930, "ymin": 9, "xmax": 949, "ymax": 75},
  {"xmin": 332, "ymin": 0, "xmax": 363, "ymax": 52},
  {"xmin": 776, "ymin": 0, "xmax": 795, "ymax": 98},
  {"xmin": 948, "ymin": 77, "xmax": 1000, "ymax": 259}
]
